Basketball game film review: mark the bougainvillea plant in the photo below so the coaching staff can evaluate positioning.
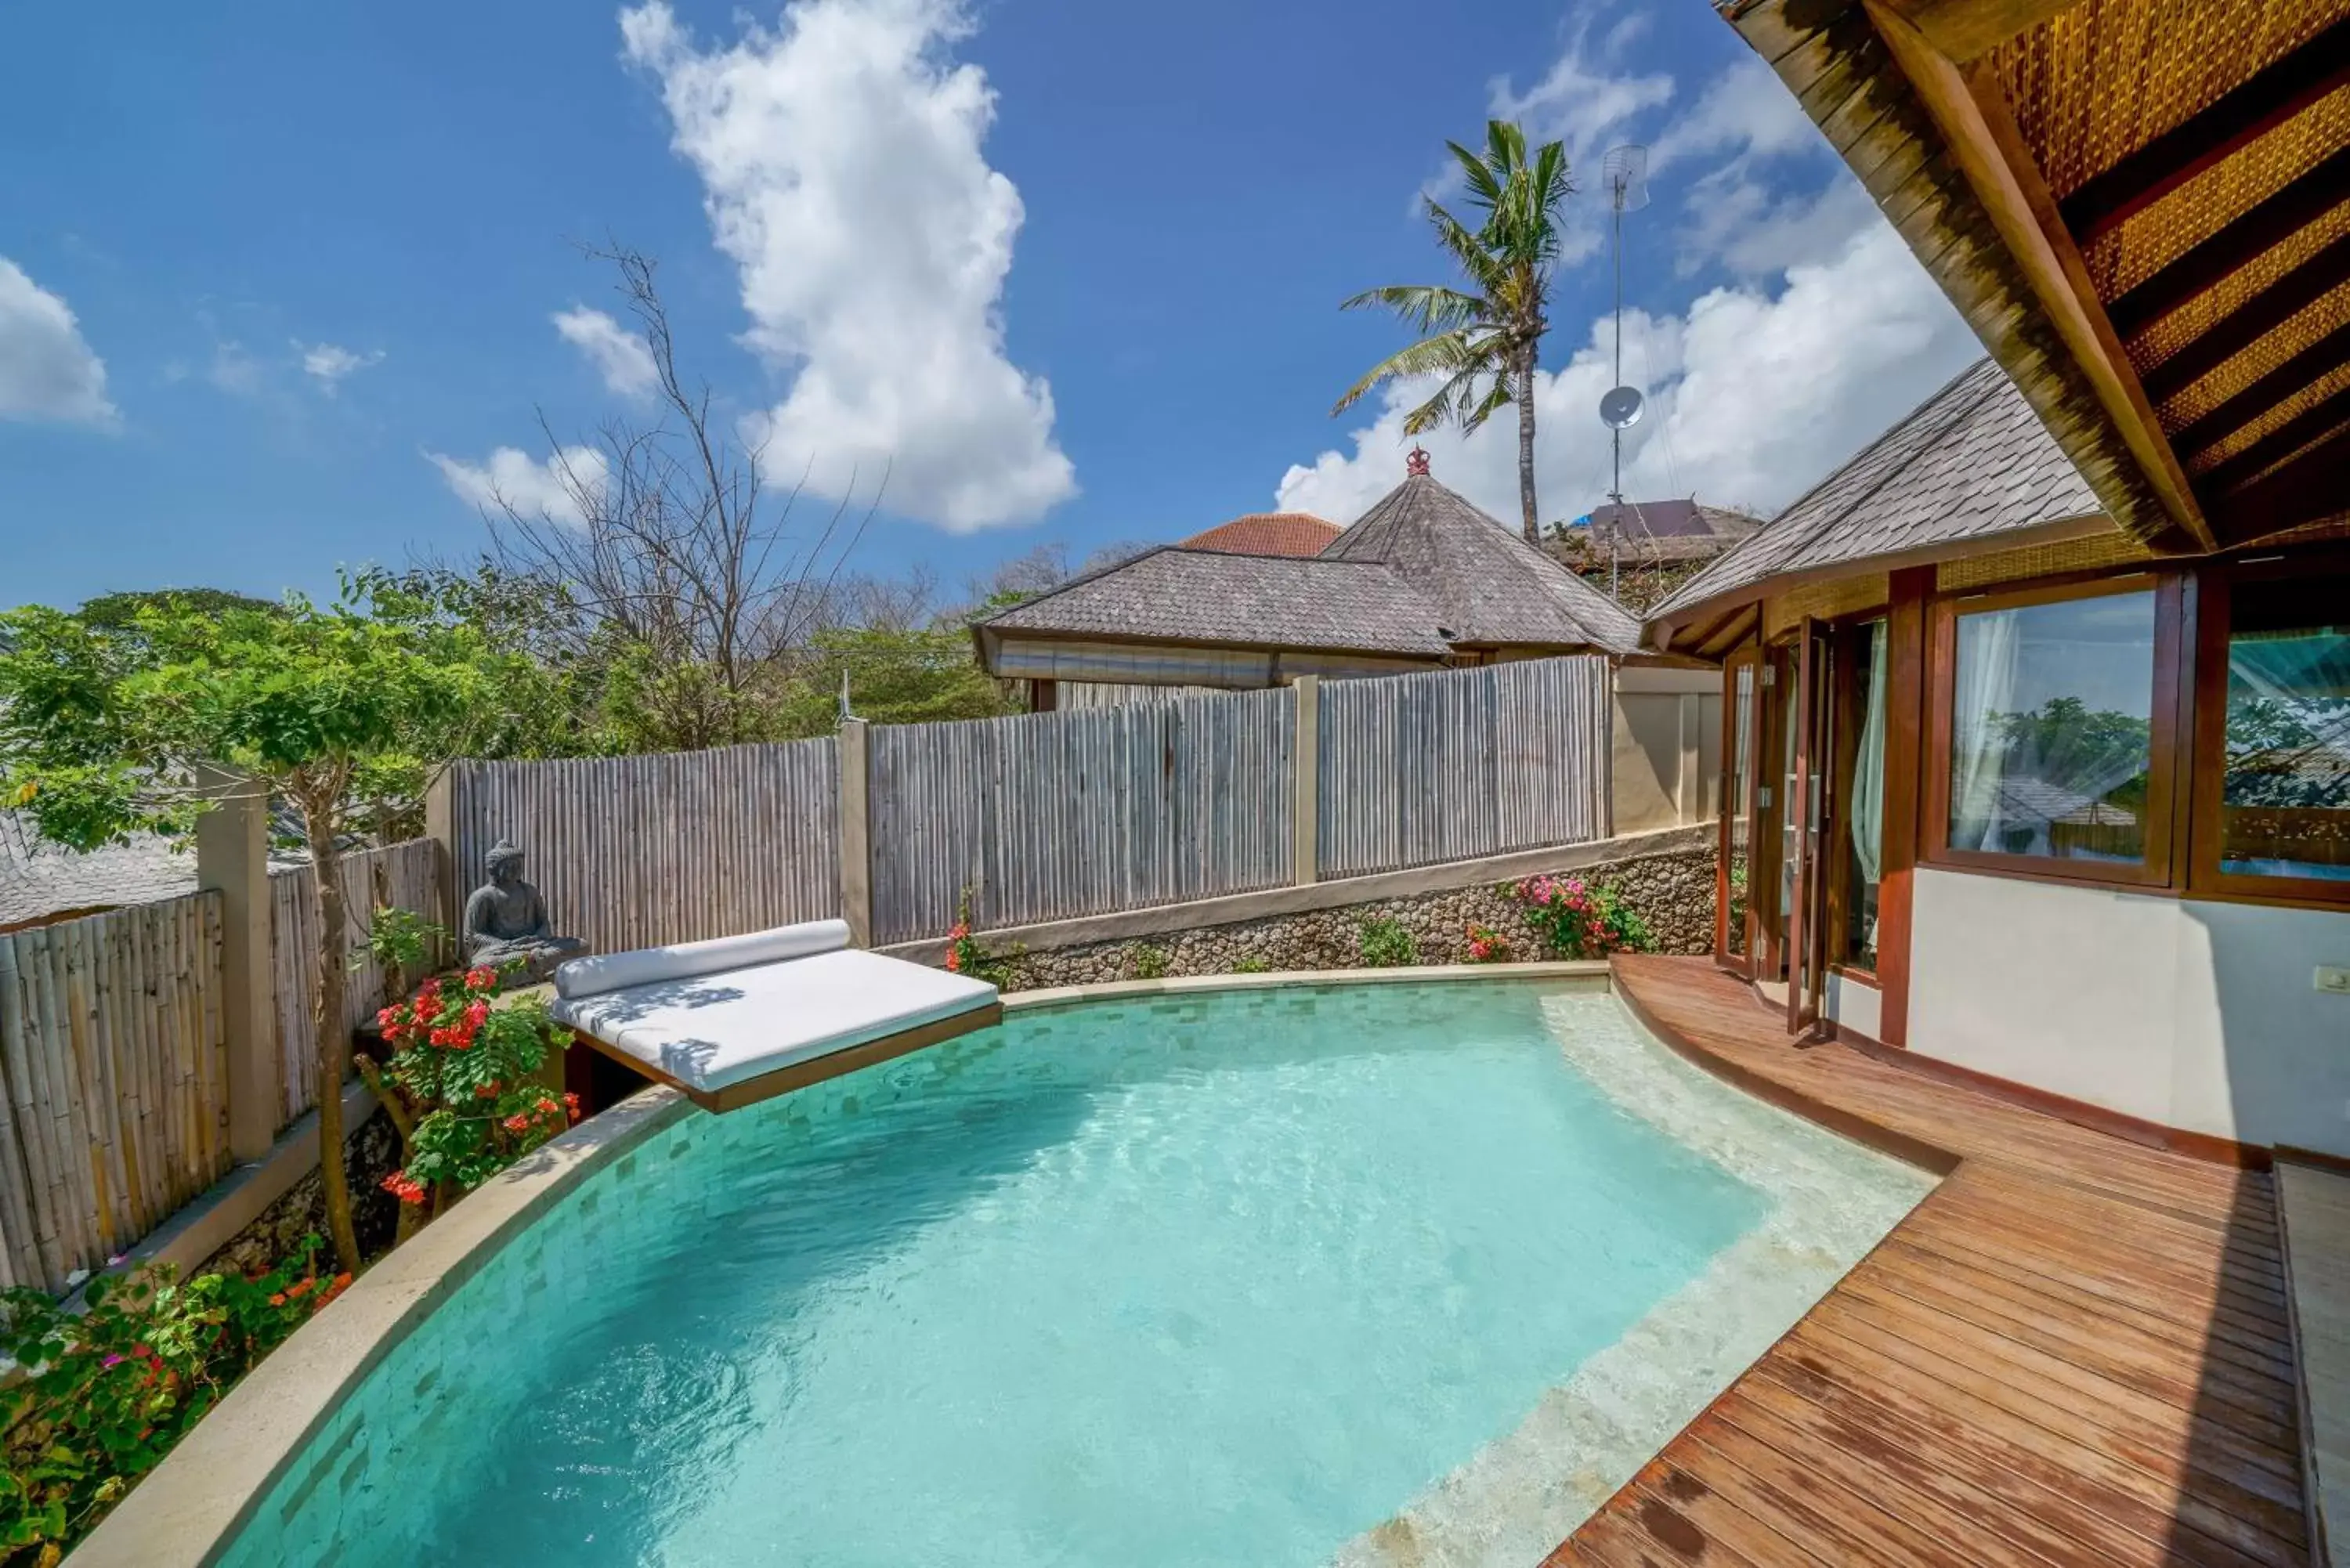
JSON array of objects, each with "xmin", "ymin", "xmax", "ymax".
[
  {"xmin": 1, "ymin": 1238, "xmax": 348, "ymax": 1564},
  {"xmin": 360, "ymin": 963, "xmax": 577, "ymax": 1240},
  {"xmin": 1464, "ymin": 922, "xmax": 1513, "ymax": 963},
  {"xmin": 940, "ymin": 887, "xmax": 1019, "ymax": 988},
  {"xmin": 1506, "ymin": 875, "xmax": 1655, "ymax": 959}
]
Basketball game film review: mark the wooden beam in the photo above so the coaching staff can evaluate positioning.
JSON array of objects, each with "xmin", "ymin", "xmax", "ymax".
[
  {"xmin": 2171, "ymin": 319, "xmax": 2350, "ymax": 456},
  {"xmin": 2208, "ymin": 422, "xmax": 2350, "ymax": 536},
  {"xmin": 1867, "ymin": 1, "xmax": 2215, "ymax": 550},
  {"xmin": 1872, "ymin": 0, "xmax": 2086, "ymax": 63},
  {"xmin": 2200, "ymin": 383, "xmax": 2350, "ymax": 496},
  {"xmin": 2106, "ymin": 146, "xmax": 2350, "ymax": 339},
  {"xmin": 2140, "ymin": 231, "xmax": 2350, "ymax": 403}
]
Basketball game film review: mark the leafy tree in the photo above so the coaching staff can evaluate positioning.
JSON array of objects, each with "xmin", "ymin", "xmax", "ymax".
[
  {"xmin": 0, "ymin": 580, "xmax": 532, "ymax": 1275},
  {"xmin": 1334, "ymin": 120, "xmax": 1574, "ymax": 544},
  {"xmin": 75, "ymin": 587, "xmax": 283, "ymax": 631},
  {"xmin": 774, "ymin": 625, "xmax": 1017, "ymax": 735}
]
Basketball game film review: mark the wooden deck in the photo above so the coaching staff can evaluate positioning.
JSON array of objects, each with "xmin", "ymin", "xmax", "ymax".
[{"xmin": 1553, "ymin": 956, "xmax": 2311, "ymax": 1568}]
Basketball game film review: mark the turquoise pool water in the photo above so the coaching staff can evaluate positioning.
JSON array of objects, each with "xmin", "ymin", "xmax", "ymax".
[{"xmin": 218, "ymin": 981, "xmax": 1918, "ymax": 1568}]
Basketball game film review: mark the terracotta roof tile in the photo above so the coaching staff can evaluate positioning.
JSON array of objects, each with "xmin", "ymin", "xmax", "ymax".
[{"xmin": 1179, "ymin": 512, "xmax": 1342, "ymax": 558}]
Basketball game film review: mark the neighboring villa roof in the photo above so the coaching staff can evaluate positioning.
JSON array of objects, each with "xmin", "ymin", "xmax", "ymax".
[
  {"xmin": 978, "ymin": 547, "xmax": 1455, "ymax": 656},
  {"xmin": 1570, "ymin": 499, "xmax": 1766, "ymax": 564},
  {"xmin": 976, "ymin": 460, "xmax": 1642, "ymax": 670},
  {"xmin": 1643, "ymin": 359, "xmax": 2110, "ymax": 651},
  {"xmin": 1321, "ymin": 471, "xmax": 1642, "ymax": 653},
  {"xmin": 1, "ymin": 811, "xmax": 192, "ymax": 929},
  {"xmin": 1178, "ymin": 511, "xmax": 1341, "ymax": 558}
]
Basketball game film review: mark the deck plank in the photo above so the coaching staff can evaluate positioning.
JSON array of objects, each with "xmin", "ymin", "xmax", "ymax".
[{"xmin": 1553, "ymin": 956, "xmax": 2312, "ymax": 1566}]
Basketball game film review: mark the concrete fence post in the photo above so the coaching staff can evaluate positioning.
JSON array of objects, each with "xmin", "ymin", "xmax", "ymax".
[
  {"xmin": 1292, "ymin": 675, "xmax": 1319, "ymax": 887},
  {"xmin": 837, "ymin": 719, "xmax": 873, "ymax": 947},
  {"xmin": 194, "ymin": 764, "xmax": 278, "ymax": 1164},
  {"xmin": 422, "ymin": 767, "xmax": 457, "ymax": 940}
]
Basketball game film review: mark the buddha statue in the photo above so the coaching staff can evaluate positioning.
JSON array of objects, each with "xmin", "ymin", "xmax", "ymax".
[{"xmin": 462, "ymin": 840, "xmax": 588, "ymax": 985}]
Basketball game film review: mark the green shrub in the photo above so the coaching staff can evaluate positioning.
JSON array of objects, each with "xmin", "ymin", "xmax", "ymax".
[
  {"xmin": 1131, "ymin": 945, "xmax": 1170, "ymax": 981},
  {"xmin": 2, "ymin": 1240, "xmax": 348, "ymax": 1563},
  {"xmin": 1358, "ymin": 917, "xmax": 1419, "ymax": 968},
  {"xmin": 1231, "ymin": 956, "xmax": 1271, "ymax": 974}
]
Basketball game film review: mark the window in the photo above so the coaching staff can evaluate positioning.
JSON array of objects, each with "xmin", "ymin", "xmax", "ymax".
[
  {"xmin": 1927, "ymin": 576, "xmax": 2178, "ymax": 884},
  {"xmin": 2196, "ymin": 568, "xmax": 2350, "ymax": 896},
  {"xmin": 1842, "ymin": 620, "xmax": 1886, "ymax": 968}
]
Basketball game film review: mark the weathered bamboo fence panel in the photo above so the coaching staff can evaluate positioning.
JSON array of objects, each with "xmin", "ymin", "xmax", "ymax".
[
  {"xmin": 269, "ymin": 839, "xmax": 443, "ymax": 1129},
  {"xmin": 448, "ymin": 741, "xmax": 841, "ymax": 956},
  {"xmin": 1318, "ymin": 657, "xmax": 1611, "ymax": 879},
  {"xmin": 868, "ymin": 689, "xmax": 1296, "ymax": 943},
  {"xmin": 0, "ymin": 894, "xmax": 229, "ymax": 1295}
]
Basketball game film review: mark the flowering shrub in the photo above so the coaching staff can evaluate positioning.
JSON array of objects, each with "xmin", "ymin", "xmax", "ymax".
[
  {"xmin": 362, "ymin": 965, "xmax": 577, "ymax": 1236},
  {"xmin": 1507, "ymin": 875, "xmax": 1655, "ymax": 959},
  {"xmin": 941, "ymin": 887, "xmax": 1019, "ymax": 988},
  {"xmin": 0, "ymin": 1238, "xmax": 347, "ymax": 1563},
  {"xmin": 1464, "ymin": 923, "xmax": 1513, "ymax": 963}
]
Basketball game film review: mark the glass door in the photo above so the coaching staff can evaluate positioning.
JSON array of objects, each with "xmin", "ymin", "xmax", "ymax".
[
  {"xmin": 1716, "ymin": 648, "xmax": 1759, "ymax": 974},
  {"xmin": 1786, "ymin": 620, "xmax": 1835, "ymax": 1035}
]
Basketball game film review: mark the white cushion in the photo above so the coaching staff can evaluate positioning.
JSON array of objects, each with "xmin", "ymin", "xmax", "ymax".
[
  {"xmin": 553, "ymin": 919, "xmax": 851, "ymax": 1001},
  {"xmin": 548, "ymin": 946, "xmax": 997, "ymax": 1093}
]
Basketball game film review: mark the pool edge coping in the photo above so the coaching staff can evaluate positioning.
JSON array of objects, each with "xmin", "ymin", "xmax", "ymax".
[{"xmin": 65, "ymin": 961, "xmax": 1615, "ymax": 1568}]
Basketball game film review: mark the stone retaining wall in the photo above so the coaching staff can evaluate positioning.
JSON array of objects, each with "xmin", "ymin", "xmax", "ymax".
[{"xmin": 989, "ymin": 845, "xmax": 1716, "ymax": 991}]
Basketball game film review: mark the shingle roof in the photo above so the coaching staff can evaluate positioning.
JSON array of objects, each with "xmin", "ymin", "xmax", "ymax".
[
  {"xmin": 1646, "ymin": 359, "xmax": 2107, "ymax": 632},
  {"xmin": 1322, "ymin": 475, "xmax": 1643, "ymax": 655},
  {"xmin": 0, "ymin": 812, "xmax": 192, "ymax": 927},
  {"xmin": 1179, "ymin": 512, "xmax": 1341, "ymax": 558},
  {"xmin": 979, "ymin": 547, "xmax": 1455, "ymax": 656},
  {"xmin": 1580, "ymin": 498, "xmax": 1765, "ymax": 543}
]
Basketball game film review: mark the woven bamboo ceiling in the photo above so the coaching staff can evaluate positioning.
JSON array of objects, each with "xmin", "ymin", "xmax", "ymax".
[{"xmin": 1721, "ymin": 0, "xmax": 2350, "ymax": 553}]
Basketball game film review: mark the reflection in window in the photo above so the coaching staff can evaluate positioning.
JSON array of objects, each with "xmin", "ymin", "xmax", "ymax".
[
  {"xmin": 1948, "ymin": 591, "xmax": 2156, "ymax": 862},
  {"xmin": 1846, "ymin": 620, "xmax": 1885, "ymax": 966},
  {"xmin": 2222, "ymin": 577, "xmax": 2350, "ymax": 883}
]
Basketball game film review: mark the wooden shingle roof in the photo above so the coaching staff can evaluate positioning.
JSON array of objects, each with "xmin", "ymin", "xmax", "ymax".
[
  {"xmin": 1177, "ymin": 512, "xmax": 1342, "ymax": 558},
  {"xmin": 1644, "ymin": 359, "xmax": 2110, "ymax": 646},
  {"xmin": 978, "ymin": 547, "xmax": 1455, "ymax": 657},
  {"xmin": 1321, "ymin": 475, "xmax": 1643, "ymax": 654}
]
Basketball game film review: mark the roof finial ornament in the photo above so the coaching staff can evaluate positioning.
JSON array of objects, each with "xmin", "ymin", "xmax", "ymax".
[{"xmin": 1405, "ymin": 445, "xmax": 1431, "ymax": 479}]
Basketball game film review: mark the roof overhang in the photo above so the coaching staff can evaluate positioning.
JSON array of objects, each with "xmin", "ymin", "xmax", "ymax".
[{"xmin": 1720, "ymin": 0, "xmax": 2350, "ymax": 555}]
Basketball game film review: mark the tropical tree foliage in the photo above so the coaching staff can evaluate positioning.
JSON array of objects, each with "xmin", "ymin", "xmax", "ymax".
[
  {"xmin": 1335, "ymin": 120, "xmax": 1575, "ymax": 543},
  {"xmin": 0, "ymin": 580, "xmax": 537, "ymax": 1274}
]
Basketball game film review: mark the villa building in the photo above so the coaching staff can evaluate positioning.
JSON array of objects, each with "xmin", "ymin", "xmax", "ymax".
[{"xmin": 1661, "ymin": 0, "xmax": 2350, "ymax": 1168}]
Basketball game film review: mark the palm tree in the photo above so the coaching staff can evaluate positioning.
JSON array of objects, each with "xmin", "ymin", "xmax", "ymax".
[{"xmin": 1334, "ymin": 121, "xmax": 1574, "ymax": 544}]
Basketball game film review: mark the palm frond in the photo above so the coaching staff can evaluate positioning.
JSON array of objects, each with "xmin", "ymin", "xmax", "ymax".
[
  {"xmin": 1337, "ymin": 284, "xmax": 1491, "ymax": 335},
  {"xmin": 1459, "ymin": 375, "xmax": 1517, "ymax": 435},
  {"xmin": 1331, "ymin": 330, "xmax": 1499, "ymax": 416}
]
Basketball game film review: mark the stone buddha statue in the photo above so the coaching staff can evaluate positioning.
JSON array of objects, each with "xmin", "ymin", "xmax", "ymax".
[{"xmin": 462, "ymin": 840, "xmax": 588, "ymax": 984}]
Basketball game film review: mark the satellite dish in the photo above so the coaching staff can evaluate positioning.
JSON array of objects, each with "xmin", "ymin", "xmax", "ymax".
[
  {"xmin": 1600, "ymin": 385, "xmax": 1645, "ymax": 430},
  {"xmin": 1602, "ymin": 144, "xmax": 1650, "ymax": 213}
]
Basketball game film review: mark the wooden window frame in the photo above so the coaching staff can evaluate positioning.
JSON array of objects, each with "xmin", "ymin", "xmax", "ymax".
[
  {"xmin": 1922, "ymin": 570, "xmax": 2186, "ymax": 891},
  {"xmin": 2184, "ymin": 552, "xmax": 2350, "ymax": 912}
]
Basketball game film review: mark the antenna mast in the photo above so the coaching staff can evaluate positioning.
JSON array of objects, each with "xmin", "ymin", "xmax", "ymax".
[{"xmin": 1597, "ymin": 145, "xmax": 1649, "ymax": 603}]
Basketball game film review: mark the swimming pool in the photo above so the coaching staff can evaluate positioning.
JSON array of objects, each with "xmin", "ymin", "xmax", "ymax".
[{"xmin": 212, "ymin": 978, "xmax": 1929, "ymax": 1568}]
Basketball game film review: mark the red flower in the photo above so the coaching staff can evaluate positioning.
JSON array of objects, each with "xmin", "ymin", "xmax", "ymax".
[
  {"xmin": 503, "ymin": 1112, "xmax": 531, "ymax": 1133},
  {"xmin": 563, "ymin": 1092, "xmax": 582, "ymax": 1124},
  {"xmin": 475, "ymin": 1081, "xmax": 501, "ymax": 1099},
  {"xmin": 268, "ymin": 1292, "xmax": 286, "ymax": 1307},
  {"xmin": 380, "ymin": 1171, "xmax": 427, "ymax": 1205},
  {"xmin": 465, "ymin": 966, "xmax": 497, "ymax": 991},
  {"xmin": 285, "ymin": 1277, "xmax": 315, "ymax": 1300},
  {"xmin": 464, "ymin": 1000, "xmax": 489, "ymax": 1032},
  {"xmin": 943, "ymin": 948, "xmax": 960, "ymax": 974}
]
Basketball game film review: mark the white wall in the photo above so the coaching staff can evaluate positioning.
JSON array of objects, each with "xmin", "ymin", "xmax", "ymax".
[
  {"xmin": 1611, "ymin": 667, "xmax": 1721, "ymax": 836},
  {"xmin": 1827, "ymin": 970, "xmax": 1882, "ymax": 1041},
  {"xmin": 1908, "ymin": 867, "xmax": 2350, "ymax": 1157}
]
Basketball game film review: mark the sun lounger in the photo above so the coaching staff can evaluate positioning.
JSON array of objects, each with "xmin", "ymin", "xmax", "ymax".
[{"xmin": 548, "ymin": 919, "xmax": 1002, "ymax": 1112}]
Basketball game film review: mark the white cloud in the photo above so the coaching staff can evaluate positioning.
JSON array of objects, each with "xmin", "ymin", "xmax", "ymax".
[
  {"xmin": 297, "ymin": 341, "xmax": 384, "ymax": 393},
  {"xmin": 206, "ymin": 339, "xmax": 263, "ymax": 397},
  {"xmin": 0, "ymin": 258, "xmax": 117, "ymax": 427},
  {"xmin": 1276, "ymin": 222, "xmax": 1981, "ymax": 527},
  {"xmin": 620, "ymin": 0, "xmax": 1076, "ymax": 532},
  {"xmin": 426, "ymin": 445, "xmax": 609, "ymax": 524},
  {"xmin": 1648, "ymin": 56, "xmax": 1821, "ymax": 175},
  {"xmin": 552, "ymin": 306, "xmax": 660, "ymax": 398}
]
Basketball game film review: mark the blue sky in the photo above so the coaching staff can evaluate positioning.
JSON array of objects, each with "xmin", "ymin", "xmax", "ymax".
[{"xmin": 1, "ymin": 0, "xmax": 1983, "ymax": 612}]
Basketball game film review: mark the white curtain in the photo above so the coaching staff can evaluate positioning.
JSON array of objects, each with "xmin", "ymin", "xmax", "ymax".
[
  {"xmin": 1949, "ymin": 608, "xmax": 2020, "ymax": 852},
  {"xmin": 1849, "ymin": 620, "xmax": 1889, "ymax": 888}
]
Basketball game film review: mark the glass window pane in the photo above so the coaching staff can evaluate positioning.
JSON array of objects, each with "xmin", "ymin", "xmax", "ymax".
[
  {"xmin": 1846, "ymin": 620, "xmax": 1886, "ymax": 966},
  {"xmin": 2221, "ymin": 577, "xmax": 2350, "ymax": 883},
  {"xmin": 1727, "ymin": 664, "xmax": 1753, "ymax": 957},
  {"xmin": 1947, "ymin": 590, "xmax": 2157, "ymax": 862}
]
